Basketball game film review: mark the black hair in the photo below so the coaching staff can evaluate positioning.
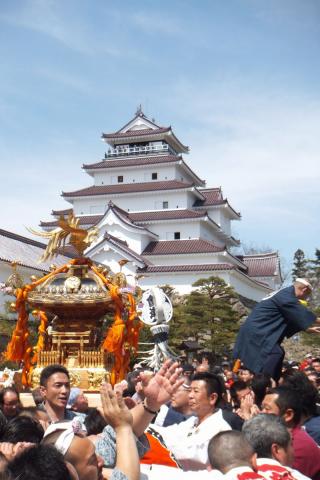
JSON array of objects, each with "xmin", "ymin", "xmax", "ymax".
[
  {"xmin": 229, "ymin": 380, "xmax": 248, "ymax": 407},
  {"xmin": 0, "ymin": 386, "xmax": 20, "ymax": 407},
  {"xmin": 1, "ymin": 415, "xmax": 44, "ymax": 443},
  {"xmin": 84, "ymin": 407, "xmax": 107, "ymax": 435},
  {"xmin": 281, "ymin": 371, "xmax": 319, "ymax": 417},
  {"xmin": 251, "ymin": 373, "xmax": 272, "ymax": 408},
  {"xmin": 191, "ymin": 372, "xmax": 223, "ymax": 401},
  {"xmin": 6, "ymin": 444, "xmax": 71, "ymax": 480},
  {"xmin": 39, "ymin": 364, "xmax": 70, "ymax": 387},
  {"xmin": 267, "ymin": 386, "xmax": 302, "ymax": 426}
]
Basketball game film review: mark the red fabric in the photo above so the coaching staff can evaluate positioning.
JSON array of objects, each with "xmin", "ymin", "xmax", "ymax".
[
  {"xmin": 257, "ymin": 463, "xmax": 296, "ymax": 480},
  {"xmin": 236, "ymin": 473, "xmax": 264, "ymax": 480},
  {"xmin": 292, "ymin": 426, "xmax": 320, "ymax": 480}
]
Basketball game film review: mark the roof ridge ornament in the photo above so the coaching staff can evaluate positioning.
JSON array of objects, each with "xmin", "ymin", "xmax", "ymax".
[{"xmin": 135, "ymin": 104, "xmax": 145, "ymax": 117}]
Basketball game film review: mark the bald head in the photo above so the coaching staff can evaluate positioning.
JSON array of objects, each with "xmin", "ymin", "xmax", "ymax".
[{"xmin": 208, "ymin": 431, "xmax": 254, "ymax": 474}]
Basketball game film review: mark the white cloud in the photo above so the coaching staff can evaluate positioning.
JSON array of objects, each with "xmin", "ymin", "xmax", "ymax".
[
  {"xmin": 0, "ymin": 0, "xmax": 121, "ymax": 56},
  {"xmin": 164, "ymin": 79, "xmax": 320, "ymax": 202}
]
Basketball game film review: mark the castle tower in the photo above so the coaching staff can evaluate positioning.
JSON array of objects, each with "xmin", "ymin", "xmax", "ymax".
[{"xmin": 40, "ymin": 110, "xmax": 281, "ymax": 301}]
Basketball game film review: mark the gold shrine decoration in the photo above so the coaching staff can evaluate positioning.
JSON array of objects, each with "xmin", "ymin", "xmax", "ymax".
[
  {"xmin": 27, "ymin": 212, "xmax": 99, "ymax": 261},
  {"xmin": 5, "ymin": 262, "xmax": 69, "ymax": 385},
  {"xmin": 5, "ymin": 258, "xmax": 141, "ymax": 387}
]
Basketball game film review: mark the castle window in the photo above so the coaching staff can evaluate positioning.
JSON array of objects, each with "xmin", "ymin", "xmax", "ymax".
[
  {"xmin": 152, "ymin": 172, "xmax": 158, "ymax": 180},
  {"xmin": 118, "ymin": 176, "xmax": 123, "ymax": 183},
  {"xmin": 163, "ymin": 201, "xmax": 168, "ymax": 209},
  {"xmin": 174, "ymin": 232, "xmax": 180, "ymax": 240}
]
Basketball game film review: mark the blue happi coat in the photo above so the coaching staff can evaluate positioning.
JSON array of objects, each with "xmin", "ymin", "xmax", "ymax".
[{"xmin": 233, "ymin": 286, "xmax": 316, "ymax": 373}]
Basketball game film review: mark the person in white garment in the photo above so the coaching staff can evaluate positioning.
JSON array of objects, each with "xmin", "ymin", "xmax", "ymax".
[{"xmin": 146, "ymin": 372, "xmax": 231, "ymax": 471}]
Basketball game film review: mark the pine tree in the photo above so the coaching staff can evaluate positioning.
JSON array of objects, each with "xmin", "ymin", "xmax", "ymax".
[
  {"xmin": 191, "ymin": 276, "xmax": 240, "ymax": 355},
  {"xmin": 292, "ymin": 249, "xmax": 308, "ymax": 280},
  {"xmin": 308, "ymin": 248, "xmax": 320, "ymax": 309},
  {"xmin": 309, "ymin": 249, "xmax": 320, "ymax": 281},
  {"xmin": 170, "ymin": 277, "xmax": 241, "ymax": 357}
]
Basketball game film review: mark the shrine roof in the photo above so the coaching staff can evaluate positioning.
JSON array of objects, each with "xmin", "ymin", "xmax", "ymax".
[
  {"xmin": 237, "ymin": 252, "xmax": 280, "ymax": 277},
  {"xmin": 83, "ymin": 155, "xmax": 179, "ymax": 170},
  {"xmin": 62, "ymin": 180, "xmax": 194, "ymax": 197},
  {"xmin": 0, "ymin": 228, "xmax": 74, "ymax": 273},
  {"xmin": 138, "ymin": 263, "xmax": 234, "ymax": 273},
  {"xmin": 142, "ymin": 239, "xmax": 225, "ymax": 255}
]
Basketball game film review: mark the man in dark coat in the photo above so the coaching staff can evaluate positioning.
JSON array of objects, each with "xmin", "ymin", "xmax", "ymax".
[{"xmin": 233, "ymin": 279, "xmax": 320, "ymax": 381}]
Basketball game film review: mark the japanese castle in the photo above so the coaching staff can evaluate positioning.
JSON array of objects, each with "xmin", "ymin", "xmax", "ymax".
[{"xmin": 40, "ymin": 109, "xmax": 282, "ymax": 302}]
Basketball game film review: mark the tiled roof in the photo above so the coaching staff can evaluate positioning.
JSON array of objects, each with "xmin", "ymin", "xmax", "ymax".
[
  {"xmin": 62, "ymin": 180, "xmax": 193, "ymax": 198},
  {"xmin": 142, "ymin": 239, "xmax": 225, "ymax": 256},
  {"xmin": 0, "ymin": 229, "xmax": 74, "ymax": 273},
  {"xmin": 52, "ymin": 208, "xmax": 73, "ymax": 216},
  {"xmin": 102, "ymin": 127, "xmax": 171, "ymax": 139},
  {"xmin": 139, "ymin": 263, "xmax": 234, "ymax": 273},
  {"xmin": 40, "ymin": 215, "xmax": 102, "ymax": 228},
  {"xmin": 83, "ymin": 155, "xmax": 180, "ymax": 170},
  {"xmin": 130, "ymin": 209, "xmax": 206, "ymax": 222},
  {"xmin": 238, "ymin": 252, "xmax": 280, "ymax": 277},
  {"xmin": 193, "ymin": 188, "xmax": 224, "ymax": 206},
  {"xmin": 41, "ymin": 208, "xmax": 208, "ymax": 229}
]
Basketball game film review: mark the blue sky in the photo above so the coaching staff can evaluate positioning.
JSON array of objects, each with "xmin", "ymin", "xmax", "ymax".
[{"xmin": 0, "ymin": 0, "xmax": 319, "ymax": 273}]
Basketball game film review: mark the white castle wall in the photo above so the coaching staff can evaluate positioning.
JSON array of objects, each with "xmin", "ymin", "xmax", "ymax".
[
  {"xmin": 139, "ymin": 270, "xmax": 268, "ymax": 301},
  {"xmin": 72, "ymin": 191, "xmax": 191, "ymax": 216},
  {"xmin": 93, "ymin": 163, "xmax": 196, "ymax": 186}
]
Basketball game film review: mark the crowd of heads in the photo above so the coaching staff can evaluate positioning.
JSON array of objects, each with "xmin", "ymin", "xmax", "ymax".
[{"xmin": 0, "ymin": 350, "xmax": 319, "ymax": 479}]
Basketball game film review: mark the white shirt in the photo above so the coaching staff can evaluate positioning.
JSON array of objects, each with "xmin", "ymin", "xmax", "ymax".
[{"xmin": 150, "ymin": 408, "xmax": 231, "ymax": 470}]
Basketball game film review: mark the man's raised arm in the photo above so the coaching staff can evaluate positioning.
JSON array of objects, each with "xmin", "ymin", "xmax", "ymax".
[{"xmin": 130, "ymin": 360, "xmax": 183, "ymax": 437}]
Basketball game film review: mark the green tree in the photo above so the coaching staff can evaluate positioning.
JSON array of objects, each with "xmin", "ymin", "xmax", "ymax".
[
  {"xmin": 191, "ymin": 276, "xmax": 241, "ymax": 355},
  {"xmin": 292, "ymin": 249, "xmax": 308, "ymax": 280},
  {"xmin": 308, "ymin": 248, "xmax": 320, "ymax": 310},
  {"xmin": 309, "ymin": 249, "xmax": 320, "ymax": 281},
  {"xmin": 170, "ymin": 276, "xmax": 242, "ymax": 356}
]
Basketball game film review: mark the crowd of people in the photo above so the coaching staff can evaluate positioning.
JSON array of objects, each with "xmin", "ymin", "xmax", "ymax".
[{"xmin": 0, "ymin": 352, "xmax": 320, "ymax": 480}]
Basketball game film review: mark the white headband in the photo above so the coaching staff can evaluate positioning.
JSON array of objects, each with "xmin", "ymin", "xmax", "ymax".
[
  {"xmin": 43, "ymin": 418, "xmax": 85, "ymax": 456},
  {"xmin": 54, "ymin": 428, "xmax": 75, "ymax": 455}
]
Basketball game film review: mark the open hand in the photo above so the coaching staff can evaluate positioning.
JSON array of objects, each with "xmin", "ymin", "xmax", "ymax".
[
  {"xmin": 100, "ymin": 383, "xmax": 133, "ymax": 429},
  {"xmin": 141, "ymin": 360, "xmax": 183, "ymax": 411}
]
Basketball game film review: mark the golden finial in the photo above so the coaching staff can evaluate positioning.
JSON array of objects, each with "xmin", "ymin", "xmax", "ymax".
[{"xmin": 27, "ymin": 212, "xmax": 99, "ymax": 262}]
